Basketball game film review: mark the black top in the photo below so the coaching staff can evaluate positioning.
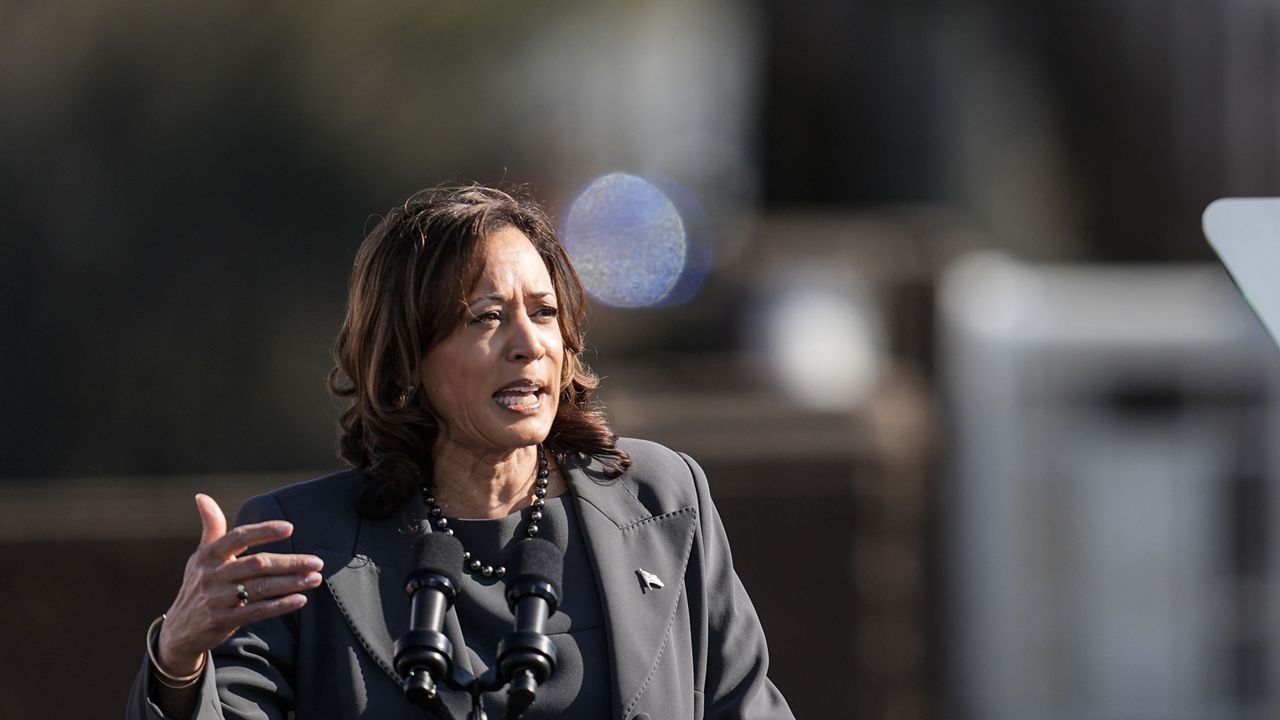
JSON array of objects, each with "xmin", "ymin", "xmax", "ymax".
[{"xmin": 445, "ymin": 494, "xmax": 609, "ymax": 718}]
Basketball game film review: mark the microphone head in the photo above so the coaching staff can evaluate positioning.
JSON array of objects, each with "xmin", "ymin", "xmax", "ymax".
[
  {"xmin": 406, "ymin": 531, "xmax": 465, "ymax": 589},
  {"xmin": 506, "ymin": 537, "xmax": 563, "ymax": 598}
]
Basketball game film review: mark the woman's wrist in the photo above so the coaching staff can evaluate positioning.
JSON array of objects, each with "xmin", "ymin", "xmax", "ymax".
[{"xmin": 146, "ymin": 614, "xmax": 206, "ymax": 688}]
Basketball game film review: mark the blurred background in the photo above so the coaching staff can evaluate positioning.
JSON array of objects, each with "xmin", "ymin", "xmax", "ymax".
[{"xmin": 5, "ymin": 0, "xmax": 1280, "ymax": 717}]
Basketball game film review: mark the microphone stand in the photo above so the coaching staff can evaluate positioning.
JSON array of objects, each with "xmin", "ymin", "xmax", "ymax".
[{"xmin": 401, "ymin": 662, "xmax": 532, "ymax": 720}]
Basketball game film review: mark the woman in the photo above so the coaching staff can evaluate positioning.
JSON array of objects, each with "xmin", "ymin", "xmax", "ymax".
[{"xmin": 128, "ymin": 185, "xmax": 794, "ymax": 719}]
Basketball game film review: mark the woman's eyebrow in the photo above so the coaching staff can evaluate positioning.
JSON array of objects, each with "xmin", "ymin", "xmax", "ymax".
[
  {"xmin": 467, "ymin": 290, "xmax": 555, "ymax": 307},
  {"xmin": 467, "ymin": 292, "xmax": 506, "ymax": 307}
]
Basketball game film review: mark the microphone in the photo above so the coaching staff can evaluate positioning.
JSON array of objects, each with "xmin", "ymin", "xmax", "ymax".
[
  {"xmin": 394, "ymin": 532, "xmax": 464, "ymax": 714},
  {"xmin": 496, "ymin": 538, "xmax": 562, "ymax": 719}
]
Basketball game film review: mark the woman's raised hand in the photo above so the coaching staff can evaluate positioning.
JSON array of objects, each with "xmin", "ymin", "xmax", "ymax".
[{"xmin": 154, "ymin": 494, "xmax": 324, "ymax": 678}]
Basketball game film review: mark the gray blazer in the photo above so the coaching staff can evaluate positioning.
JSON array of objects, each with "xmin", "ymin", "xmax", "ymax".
[{"xmin": 128, "ymin": 438, "xmax": 794, "ymax": 719}]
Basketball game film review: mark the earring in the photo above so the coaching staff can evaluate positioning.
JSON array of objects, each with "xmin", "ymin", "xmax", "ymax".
[{"xmin": 397, "ymin": 384, "xmax": 417, "ymax": 408}]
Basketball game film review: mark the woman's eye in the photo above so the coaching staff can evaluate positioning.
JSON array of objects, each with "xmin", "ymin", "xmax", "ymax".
[
  {"xmin": 469, "ymin": 311, "xmax": 501, "ymax": 326},
  {"xmin": 535, "ymin": 307, "xmax": 559, "ymax": 320}
]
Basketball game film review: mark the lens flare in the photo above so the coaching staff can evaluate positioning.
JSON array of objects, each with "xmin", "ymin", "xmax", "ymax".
[
  {"xmin": 646, "ymin": 176, "xmax": 713, "ymax": 307},
  {"xmin": 562, "ymin": 173, "xmax": 688, "ymax": 308}
]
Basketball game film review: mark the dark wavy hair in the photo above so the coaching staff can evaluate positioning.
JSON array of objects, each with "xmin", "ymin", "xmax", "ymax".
[{"xmin": 328, "ymin": 184, "xmax": 630, "ymax": 518}]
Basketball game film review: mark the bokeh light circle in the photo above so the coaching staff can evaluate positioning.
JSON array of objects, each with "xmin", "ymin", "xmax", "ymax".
[
  {"xmin": 762, "ymin": 283, "xmax": 883, "ymax": 411},
  {"xmin": 561, "ymin": 173, "xmax": 687, "ymax": 308}
]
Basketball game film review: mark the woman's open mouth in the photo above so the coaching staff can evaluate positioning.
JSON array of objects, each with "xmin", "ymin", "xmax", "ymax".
[{"xmin": 493, "ymin": 381, "xmax": 544, "ymax": 412}]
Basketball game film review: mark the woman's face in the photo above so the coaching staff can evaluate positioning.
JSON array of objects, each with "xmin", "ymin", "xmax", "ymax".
[{"xmin": 420, "ymin": 226, "xmax": 564, "ymax": 455}]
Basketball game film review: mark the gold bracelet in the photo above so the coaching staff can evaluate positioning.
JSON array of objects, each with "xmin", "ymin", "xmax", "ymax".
[{"xmin": 146, "ymin": 614, "xmax": 205, "ymax": 690}]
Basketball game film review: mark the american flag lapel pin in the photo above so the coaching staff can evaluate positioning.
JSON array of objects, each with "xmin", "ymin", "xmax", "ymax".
[{"xmin": 636, "ymin": 568, "xmax": 665, "ymax": 593}]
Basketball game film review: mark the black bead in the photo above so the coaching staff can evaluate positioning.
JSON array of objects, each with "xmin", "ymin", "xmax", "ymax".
[{"xmin": 419, "ymin": 450, "xmax": 554, "ymax": 581}]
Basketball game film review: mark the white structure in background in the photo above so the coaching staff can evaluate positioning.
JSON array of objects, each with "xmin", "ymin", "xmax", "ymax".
[{"xmin": 940, "ymin": 253, "xmax": 1280, "ymax": 720}]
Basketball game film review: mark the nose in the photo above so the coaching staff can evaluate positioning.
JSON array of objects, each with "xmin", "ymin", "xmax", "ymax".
[{"xmin": 507, "ymin": 313, "xmax": 546, "ymax": 363}]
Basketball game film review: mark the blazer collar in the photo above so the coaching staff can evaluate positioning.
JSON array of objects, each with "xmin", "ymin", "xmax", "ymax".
[
  {"xmin": 564, "ymin": 455, "xmax": 699, "ymax": 720},
  {"xmin": 319, "ymin": 456, "xmax": 698, "ymax": 720}
]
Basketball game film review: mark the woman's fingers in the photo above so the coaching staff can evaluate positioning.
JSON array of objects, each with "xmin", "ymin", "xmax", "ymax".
[
  {"xmin": 225, "ymin": 572, "xmax": 323, "ymax": 607},
  {"xmin": 215, "ymin": 552, "xmax": 324, "ymax": 583},
  {"xmin": 201, "ymin": 519, "xmax": 294, "ymax": 563},
  {"xmin": 195, "ymin": 493, "xmax": 227, "ymax": 547},
  {"xmin": 233, "ymin": 592, "xmax": 310, "ymax": 625}
]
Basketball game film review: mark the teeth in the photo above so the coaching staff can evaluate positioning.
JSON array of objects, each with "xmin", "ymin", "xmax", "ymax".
[
  {"xmin": 493, "ymin": 382, "xmax": 541, "ymax": 407},
  {"xmin": 495, "ymin": 393, "xmax": 539, "ymax": 407}
]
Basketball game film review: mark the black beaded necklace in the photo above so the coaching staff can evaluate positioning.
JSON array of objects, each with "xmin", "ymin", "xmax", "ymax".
[{"xmin": 419, "ymin": 446, "xmax": 549, "ymax": 579}]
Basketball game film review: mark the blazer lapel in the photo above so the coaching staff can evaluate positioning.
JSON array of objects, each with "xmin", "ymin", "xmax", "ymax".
[
  {"xmin": 316, "ymin": 511, "xmax": 476, "ymax": 691},
  {"xmin": 568, "ymin": 463, "xmax": 698, "ymax": 720}
]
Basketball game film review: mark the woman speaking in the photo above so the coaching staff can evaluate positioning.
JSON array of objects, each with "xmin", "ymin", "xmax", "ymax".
[{"xmin": 127, "ymin": 185, "xmax": 795, "ymax": 719}]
